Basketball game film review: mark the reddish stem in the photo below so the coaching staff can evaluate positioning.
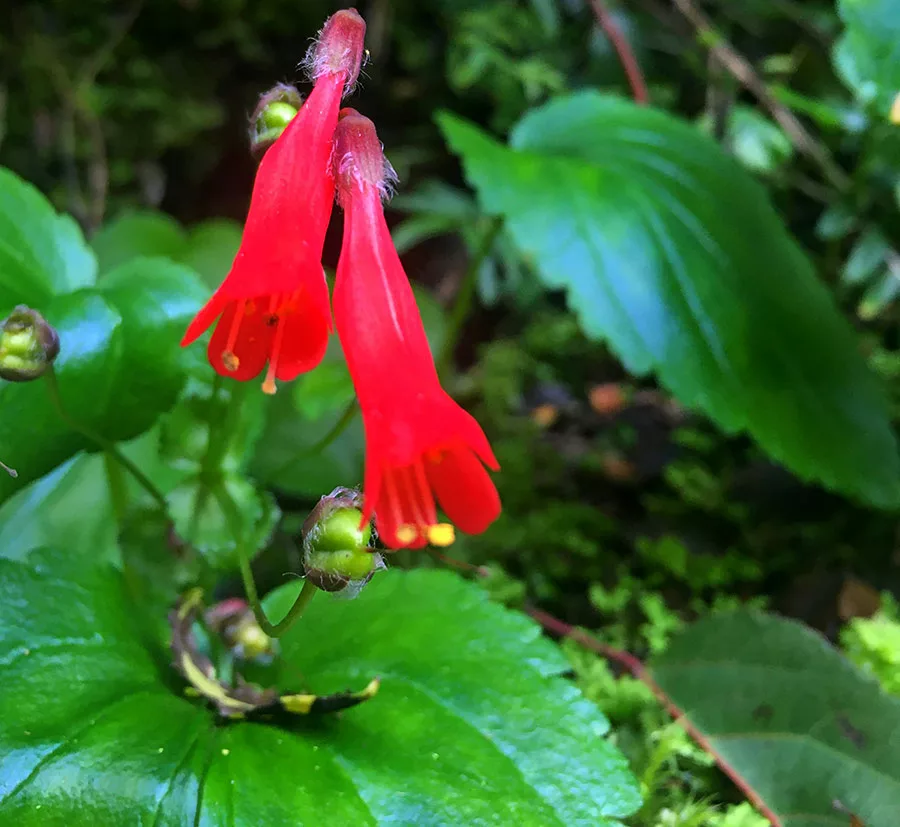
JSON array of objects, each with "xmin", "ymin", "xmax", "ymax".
[
  {"xmin": 427, "ymin": 550, "xmax": 491, "ymax": 578},
  {"xmin": 527, "ymin": 607, "xmax": 781, "ymax": 827},
  {"xmin": 589, "ymin": 0, "xmax": 649, "ymax": 105}
]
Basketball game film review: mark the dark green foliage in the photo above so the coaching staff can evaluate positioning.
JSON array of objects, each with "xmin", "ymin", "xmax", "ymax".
[
  {"xmin": 3, "ymin": 0, "xmax": 900, "ymax": 823},
  {"xmin": 0, "ymin": 548, "xmax": 641, "ymax": 825}
]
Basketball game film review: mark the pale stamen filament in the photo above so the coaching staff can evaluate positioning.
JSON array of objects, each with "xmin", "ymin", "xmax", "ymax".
[
  {"xmin": 261, "ymin": 305, "xmax": 286, "ymax": 395},
  {"xmin": 393, "ymin": 460, "xmax": 455, "ymax": 547},
  {"xmin": 221, "ymin": 299, "xmax": 247, "ymax": 371},
  {"xmin": 383, "ymin": 470, "xmax": 416, "ymax": 545}
]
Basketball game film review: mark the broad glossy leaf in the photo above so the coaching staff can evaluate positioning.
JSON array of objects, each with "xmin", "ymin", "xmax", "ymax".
[
  {"xmin": 0, "ymin": 427, "xmax": 195, "ymax": 565},
  {"xmin": 0, "ymin": 549, "xmax": 641, "ymax": 825},
  {"xmin": 439, "ymin": 94, "xmax": 900, "ymax": 507},
  {"xmin": 651, "ymin": 611, "xmax": 900, "ymax": 827},
  {"xmin": 92, "ymin": 210, "xmax": 188, "ymax": 274},
  {"xmin": 0, "ymin": 454, "xmax": 114, "ymax": 563},
  {"xmin": 93, "ymin": 210, "xmax": 241, "ymax": 288},
  {"xmin": 0, "ymin": 258, "xmax": 206, "ymax": 502},
  {"xmin": 0, "ymin": 168, "xmax": 96, "ymax": 308},
  {"xmin": 836, "ymin": 0, "xmax": 900, "ymax": 116}
]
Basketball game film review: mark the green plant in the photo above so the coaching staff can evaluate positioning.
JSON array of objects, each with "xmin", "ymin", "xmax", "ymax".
[
  {"xmin": 4, "ymin": 1, "xmax": 900, "ymax": 824},
  {"xmin": 841, "ymin": 593, "xmax": 900, "ymax": 695}
]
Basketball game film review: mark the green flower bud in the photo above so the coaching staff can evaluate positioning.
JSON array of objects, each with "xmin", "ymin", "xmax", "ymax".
[
  {"xmin": 0, "ymin": 305, "xmax": 59, "ymax": 382},
  {"xmin": 303, "ymin": 487, "xmax": 382, "ymax": 594},
  {"xmin": 250, "ymin": 84, "xmax": 303, "ymax": 158},
  {"xmin": 260, "ymin": 101, "xmax": 299, "ymax": 133}
]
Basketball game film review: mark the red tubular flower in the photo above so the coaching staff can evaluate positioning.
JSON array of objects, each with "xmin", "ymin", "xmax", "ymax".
[
  {"xmin": 181, "ymin": 9, "xmax": 366, "ymax": 393},
  {"xmin": 333, "ymin": 110, "xmax": 501, "ymax": 550}
]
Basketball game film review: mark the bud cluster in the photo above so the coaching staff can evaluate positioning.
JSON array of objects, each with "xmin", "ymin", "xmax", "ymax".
[{"xmin": 302, "ymin": 487, "xmax": 383, "ymax": 595}]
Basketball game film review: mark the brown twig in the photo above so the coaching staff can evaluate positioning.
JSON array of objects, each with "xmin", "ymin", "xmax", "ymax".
[
  {"xmin": 589, "ymin": 0, "xmax": 650, "ymax": 105},
  {"xmin": 670, "ymin": 0, "xmax": 850, "ymax": 193},
  {"xmin": 527, "ymin": 606, "xmax": 783, "ymax": 827}
]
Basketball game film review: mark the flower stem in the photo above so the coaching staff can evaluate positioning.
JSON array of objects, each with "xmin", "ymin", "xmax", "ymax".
[
  {"xmin": 304, "ymin": 399, "xmax": 358, "ymax": 456},
  {"xmin": 589, "ymin": 0, "xmax": 649, "ymax": 105},
  {"xmin": 44, "ymin": 365, "xmax": 168, "ymax": 512},
  {"xmin": 200, "ymin": 374, "xmax": 246, "ymax": 478},
  {"xmin": 215, "ymin": 476, "xmax": 318, "ymax": 639},
  {"xmin": 104, "ymin": 449, "xmax": 129, "ymax": 522},
  {"xmin": 234, "ymin": 525, "xmax": 318, "ymax": 638},
  {"xmin": 438, "ymin": 217, "xmax": 503, "ymax": 376}
]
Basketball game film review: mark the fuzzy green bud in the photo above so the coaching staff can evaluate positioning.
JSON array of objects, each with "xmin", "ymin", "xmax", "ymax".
[
  {"xmin": 250, "ymin": 84, "xmax": 303, "ymax": 158},
  {"xmin": 0, "ymin": 305, "xmax": 60, "ymax": 382},
  {"xmin": 303, "ymin": 487, "xmax": 382, "ymax": 594}
]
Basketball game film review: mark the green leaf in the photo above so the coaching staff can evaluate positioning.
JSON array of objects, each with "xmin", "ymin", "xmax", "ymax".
[
  {"xmin": 91, "ymin": 210, "xmax": 188, "ymax": 274},
  {"xmin": 167, "ymin": 473, "xmax": 279, "ymax": 571},
  {"xmin": 0, "ymin": 167, "xmax": 97, "ymax": 308},
  {"xmin": 158, "ymin": 376, "xmax": 268, "ymax": 476},
  {"xmin": 438, "ymin": 93, "xmax": 900, "ymax": 508},
  {"xmin": 93, "ymin": 211, "xmax": 241, "ymax": 289},
  {"xmin": 726, "ymin": 106, "xmax": 793, "ymax": 175},
  {"xmin": 251, "ymin": 383, "xmax": 365, "ymax": 498},
  {"xmin": 180, "ymin": 219, "xmax": 242, "ymax": 288},
  {"xmin": 0, "ymin": 426, "xmax": 193, "ymax": 565},
  {"xmin": 843, "ymin": 228, "xmax": 890, "ymax": 286},
  {"xmin": 836, "ymin": 0, "xmax": 900, "ymax": 117},
  {"xmin": 650, "ymin": 611, "xmax": 900, "ymax": 827},
  {"xmin": 293, "ymin": 358, "xmax": 356, "ymax": 419},
  {"xmin": 0, "ymin": 454, "xmax": 115, "ymax": 563},
  {"xmin": 0, "ymin": 258, "xmax": 206, "ymax": 503},
  {"xmin": 0, "ymin": 549, "xmax": 642, "ymax": 825}
]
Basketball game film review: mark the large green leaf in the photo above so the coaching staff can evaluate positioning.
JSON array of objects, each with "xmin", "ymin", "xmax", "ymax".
[
  {"xmin": 92, "ymin": 210, "xmax": 242, "ymax": 288},
  {"xmin": 438, "ymin": 93, "xmax": 900, "ymax": 508},
  {"xmin": 0, "ymin": 427, "xmax": 189, "ymax": 565},
  {"xmin": 836, "ymin": 0, "xmax": 900, "ymax": 116},
  {"xmin": 91, "ymin": 210, "xmax": 188, "ymax": 275},
  {"xmin": 0, "ymin": 454, "xmax": 114, "ymax": 563},
  {"xmin": 0, "ymin": 258, "xmax": 206, "ymax": 502},
  {"xmin": 651, "ymin": 611, "xmax": 900, "ymax": 827},
  {"xmin": 0, "ymin": 548, "xmax": 642, "ymax": 825},
  {"xmin": 0, "ymin": 168, "xmax": 96, "ymax": 309}
]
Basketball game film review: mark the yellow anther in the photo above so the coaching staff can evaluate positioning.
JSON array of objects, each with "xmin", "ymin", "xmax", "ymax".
[
  {"xmin": 427, "ymin": 523, "xmax": 455, "ymax": 547},
  {"xmin": 222, "ymin": 351, "xmax": 240, "ymax": 372},
  {"xmin": 261, "ymin": 377, "xmax": 277, "ymax": 395},
  {"xmin": 396, "ymin": 524, "xmax": 419, "ymax": 545}
]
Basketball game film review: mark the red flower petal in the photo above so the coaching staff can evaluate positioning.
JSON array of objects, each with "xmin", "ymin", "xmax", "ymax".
[
  {"xmin": 181, "ymin": 72, "xmax": 344, "ymax": 389},
  {"xmin": 333, "ymin": 112, "xmax": 501, "ymax": 549},
  {"xmin": 426, "ymin": 447, "xmax": 501, "ymax": 536}
]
